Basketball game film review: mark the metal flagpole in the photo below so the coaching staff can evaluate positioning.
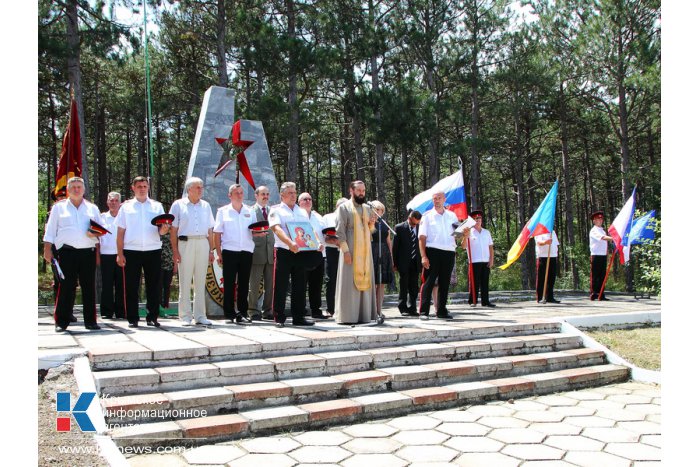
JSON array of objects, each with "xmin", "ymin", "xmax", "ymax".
[{"xmin": 143, "ymin": 0, "xmax": 155, "ymax": 181}]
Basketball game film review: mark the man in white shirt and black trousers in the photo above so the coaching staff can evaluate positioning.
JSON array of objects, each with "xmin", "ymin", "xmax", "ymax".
[
  {"xmin": 535, "ymin": 230, "xmax": 560, "ymax": 304},
  {"xmin": 99, "ymin": 191, "xmax": 125, "ymax": 319},
  {"xmin": 43, "ymin": 177, "xmax": 103, "ymax": 332},
  {"xmin": 589, "ymin": 210, "xmax": 613, "ymax": 300},
  {"xmin": 116, "ymin": 176, "xmax": 170, "ymax": 328},
  {"xmin": 169, "ymin": 177, "xmax": 216, "ymax": 326},
  {"xmin": 418, "ymin": 191, "xmax": 459, "ymax": 320},
  {"xmin": 462, "ymin": 209, "xmax": 496, "ymax": 308}
]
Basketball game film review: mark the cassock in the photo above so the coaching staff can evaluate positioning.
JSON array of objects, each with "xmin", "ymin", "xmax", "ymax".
[{"xmin": 334, "ymin": 199, "xmax": 377, "ymax": 323}]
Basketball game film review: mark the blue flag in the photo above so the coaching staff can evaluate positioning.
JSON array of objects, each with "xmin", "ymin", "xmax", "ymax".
[{"xmin": 628, "ymin": 210, "xmax": 657, "ymax": 245}]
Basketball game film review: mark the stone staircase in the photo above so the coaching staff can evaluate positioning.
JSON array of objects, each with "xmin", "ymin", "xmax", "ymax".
[{"xmin": 87, "ymin": 319, "xmax": 629, "ymax": 447}]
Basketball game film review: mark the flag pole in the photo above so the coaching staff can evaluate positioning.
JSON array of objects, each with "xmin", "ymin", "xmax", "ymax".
[
  {"xmin": 541, "ymin": 243, "xmax": 552, "ymax": 304},
  {"xmin": 598, "ymin": 249, "xmax": 616, "ymax": 300},
  {"xmin": 143, "ymin": 0, "xmax": 155, "ymax": 181},
  {"xmin": 458, "ymin": 157, "xmax": 476, "ymax": 306}
]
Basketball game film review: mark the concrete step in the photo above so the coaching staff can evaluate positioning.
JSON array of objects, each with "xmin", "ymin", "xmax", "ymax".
[
  {"xmin": 94, "ymin": 333, "xmax": 582, "ymax": 395},
  {"xmin": 101, "ymin": 347, "xmax": 603, "ymax": 423},
  {"xmin": 109, "ymin": 363, "xmax": 630, "ymax": 447},
  {"xmin": 88, "ymin": 320, "xmax": 563, "ymax": 370}
]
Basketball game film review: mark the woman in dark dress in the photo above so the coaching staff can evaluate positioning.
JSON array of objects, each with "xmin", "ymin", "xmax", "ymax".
[{"xmin": 370, "ymin": 201, "xmax": 393, "ymax": 310}]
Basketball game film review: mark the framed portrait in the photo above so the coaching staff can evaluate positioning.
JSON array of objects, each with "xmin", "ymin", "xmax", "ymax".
[{"xmin": 286, "ymin": 221, "xmax": 320, "ymax": 251}]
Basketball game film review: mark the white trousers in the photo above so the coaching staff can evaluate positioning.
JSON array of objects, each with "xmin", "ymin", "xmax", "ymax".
[{"xmin": 177, "ymin": 238, "xmax": 209, "ymax": 320}]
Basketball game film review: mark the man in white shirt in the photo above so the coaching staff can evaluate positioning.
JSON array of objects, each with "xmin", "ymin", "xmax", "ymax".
[
  {"xmin": 589, "ymin": 211, "xmax": 613, "ymax": 300},
  {"xmin": 116, "ymin": 176, "xmax": 170, "ymax": 328},
  {"xmin": 214, "ymin": 183, "xmax": 257, "ymax": 324},
  {"xmin": 418, "ymin": 191, "xmax": 459, "ymax": 320},
  {"xmin": 247, "ymin": 185, "xmax": 275, "ymax": 321},
  {"xmin": 169, "ymin": 177, "xmax": 216, "ymax": 326},
  {"xmin": 535, "ymin": 230, "xmax": 560, "ymax": 304},
  {"xmin": 461, "ymin": 209, "xmax": 495, "ymax": 308},
  {"xmin": 268, "ymin": 182, "xmax": 316, "ymax": 327},
  {"xmin": 321, "ymin": 197, "xmax": 347, "ymax": 317},
  {"xmin": 43, "ymin": 177, "xmax": 103, "ymax": 332},
  {"xmin": 99, "ymin": 191, "xmax": 125, "ymax": 319},
  {"xmin": 299, "ymin": 192, "xmax": 327, "ymax": 319}
]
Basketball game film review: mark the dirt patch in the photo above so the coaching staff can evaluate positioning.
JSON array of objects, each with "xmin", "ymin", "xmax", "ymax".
[{"xmin": 38, "ymin": 362, "xmax": 107, "ymax": 466}]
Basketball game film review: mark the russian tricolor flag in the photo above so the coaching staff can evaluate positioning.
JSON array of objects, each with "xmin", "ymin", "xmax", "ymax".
[
  {"xmin": 500, "ymin": 180, "xmax": 559, "ymax": 270},
  {"xmin": 609, "ymin": 187, "xmax": 637, "ymax": 264},
  {"xmin": 406, "ymin": 170, "xmax": 468, "ymax": 220}
]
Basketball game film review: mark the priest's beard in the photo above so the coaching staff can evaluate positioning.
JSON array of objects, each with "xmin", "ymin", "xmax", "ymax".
[{"xmin": 352, "ymin": 194, "xmax": 366, "ymax": 205}]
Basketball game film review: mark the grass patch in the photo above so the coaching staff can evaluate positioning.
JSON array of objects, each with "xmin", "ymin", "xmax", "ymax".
[{"xmin": 586, "ymin": 326, "xmax": 661, "ymax": 371}]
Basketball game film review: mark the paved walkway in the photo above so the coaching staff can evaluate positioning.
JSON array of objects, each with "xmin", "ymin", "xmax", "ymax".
[{"xmin": 37, "ymin": 293, "xmax": 661, "ymax": 466}]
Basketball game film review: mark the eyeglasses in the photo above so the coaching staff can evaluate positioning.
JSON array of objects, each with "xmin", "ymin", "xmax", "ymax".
[{"xmin": 299, "ymin": 198, "xmax": 312, "ymax": 202}]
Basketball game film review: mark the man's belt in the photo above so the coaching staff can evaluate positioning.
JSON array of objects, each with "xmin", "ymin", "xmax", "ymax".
[{"xmin": 178, "ymin": 235, "xmax": 208, "ymax": 241}]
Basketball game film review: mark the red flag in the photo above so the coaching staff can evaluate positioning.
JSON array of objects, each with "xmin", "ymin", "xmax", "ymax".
[{"xmin": 53, "ymin": 99, "xmax": 82, "ymax": 198}]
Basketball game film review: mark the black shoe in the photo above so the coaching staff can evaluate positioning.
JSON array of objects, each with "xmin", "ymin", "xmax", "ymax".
[
  {"xmin": 549, "ymin": 299, "xmax": 561, "ymax": 304},
  {"xmin": 85, "ymin": 324, "xmax": 101, "ymax": 330},
  {"xmin": 55, "ymin": 325, "xmax": 67, "ymax": 333},
  {"xmin": 128, "ymin": 322, "xmax": 138, "ymax": 328},
  {"xmin": 419, "ymin": 314, "xmax": 429, "ymax": 321},
  {"xmin": 69, "ymin": 315, "xmax": 78, "ymax": 323},
  {"xmin": 590, "ymin": 295, "xmax": 598, "ymax": 301},
  {"xmin": 311, "ymin": 313, "xmax": 329, "ymax": 320},
  {"xmin": 249, "ymin": 315, "xmax": 262, "ymax": 321},
  {"xmin": 275, "ymin": 322, "xmax": 285, "ymax": 328},
  {"xmin": 483, "ymin": 303, "xmax": 496, "ymax": 308},
  {"xmin": 600, "ymin": 297, "xmax": 610, "ymax": 301},
  {"xmin": 101, "ymin": 315, "xmax": 114, "ymax": 320},
  {"xmin": 292, "ymin": 318, "xmax": 315, "ymax": 326},
  {"xmin": 146, "ymin": 320, "xmax": 161, "ymax": 328},
  {"xmin": 437, "ymin": 313, "xmax": 454, "ymax": 320},
  {"xmin": 262, "ymin": 313, "xmax": 274, "ymax": 320}
]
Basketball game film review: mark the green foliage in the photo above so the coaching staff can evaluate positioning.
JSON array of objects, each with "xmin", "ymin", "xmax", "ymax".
[{"xmin": 634, "ymin": 212, "xmax": 661, "ymax": 296}]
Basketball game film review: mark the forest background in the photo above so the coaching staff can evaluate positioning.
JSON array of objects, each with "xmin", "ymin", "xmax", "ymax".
[{"xmin": 37, "ymin": 0, "xmax": 661, "ymax": 295}]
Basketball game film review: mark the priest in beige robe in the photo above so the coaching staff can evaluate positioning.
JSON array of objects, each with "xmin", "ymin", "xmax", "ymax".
[{"xmin": 334, "ymin": 181, "xmax": 378, "ymax": 324}]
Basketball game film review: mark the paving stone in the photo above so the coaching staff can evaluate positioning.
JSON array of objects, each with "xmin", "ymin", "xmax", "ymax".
[
  {"xmin": 331, "ymin": 370, "xmax": 391, "ymax": 390},
  {"xmin": 387, "ymin": 415, "xmax": 442, "ymax": 430},
  {"xmin": 606, "ymin": 394, "xmax": 653, "ymax": 404},
  {"xmin": 547, "ymin": 406, "xmax": 596, "ymax": 417},
  {"xmin": 222, "ymin": 328, "xmax": 311, "ymax": 352},
  {"xmin": 625, "ymin": 403, "xmax": 661, "ymax": 415},
  {"xmin": 429, "ymin": 410, "xmax": 480, "ymax": 423},
  {"xmin": 409, "ymin": 463, "xmax": 459, "ymax": 467},
  {"xmin": 88, "ymin": 343, "xmax": 153, "ymax": 365},
  {"xmin": 444, "ymin": 436, "xmax": 504, "ymax": 452},
  {"xmin": 473, "ymin": 358, "xmax": 513, "ymax": 375},
  {"xmin": 425, "ymin": 360, "xmax": 477, "ymax": 378},
  {"xmin": 342, "ymin": 423, "xmax": 399, "ymax": 438},
  {"xmin": 519, "ymin": 462, "xmax": 577, "ymax": 467},
  {"xmin": 563, "ymin": 415, "xmax": 616, "ymax": 428},
  {"xmin": 182, "ymin": 333, "xmax": 262, "ymax": 357},
  {"xmin": 477, "ymin": 416, "xmax": 529, "ymax": 429},
  {"xmin": 166, "ymin": 387, "xmax": 233, "ymax": 409},
  {"xmin": 238, "ymin": 436, "xmax": 301, "ymax": 453},
  {"xmin": 560, "ymin": 390, "xmax": 606, "ymax": 401},
  {"xmin": 226, "ymin": 381, "xmax": 292, "ymax": 401},
  {"xmin": 128, "ymin": 453, "xmax": 188, "ymax": 466},
  {"xmin": 94, "ymin": 368, "xmax": 160, "ymax": 390},
  {"xmin": 616, "ymin": 421, "xmax": 661, "ymax": 435},
  {"xmin": 465, "ymin": 403, "xmax": 515, "ymax": 417},
  {"xmin": 503, "ymin": 399, "xmax": 548, "ymax": 411},
  {"xmin": 343, "ymin": 437, "xmax": 403, "ymax": 454},
  {"xmin": 215, "ymin": 359, "xmax": 275, "ymax": 378},
  {"xmin": 183, "ymin": 445, "xmax": 246, "ymax": 464},
  {"xmin": 454, "ymin": 452, "xmax": 520, "ymax": 466},
  {"xmin": 513, "ymin": 410, "xmax": 565, "ymax": 423},
  {"xmin": 577, "ymin": 399, "xmax": 625, "ymax": 410},
  {"xmin": 436, "ymin": 422, "xmax": 491, "ymax": 436},
  {"xmin": 446, "ymin": 381, "xmax": 499, "ymax": 400},
  {"xmin": 445, "ymin": 340, "xmax": 492, "ymax": 357},
  {"xmin": 267, "ymin": 354, "xmax": 326, "ymax": 375},
  {"xmin": 102, "ymin": 392, "xmax": 171, "ymax": 413},
  {"xmin": 111, "ymin": 420, "xmax": 183, "ymax": 442},
  {"xmin": 640, "ymin": 434, "xmax": 661, "ymax": 448},
  {"xmin": 177, "ymin": 414, "xmax": 249, "ymax": 438},
  {"xmin": 289, "ymin": 446, "xmax": 352, "ymax": 463},
  {"xmin": 586, "ymin": 386, "xmax": 631, "ymax": 395},
  {"xmin": 480, "ymin": 336, "xmax": 525, "ymax": 352},
  {"xmin": 340, "ymin": 453, "xmax": 408, "ymax": 467},
  {"xmin": 395, "ymin": 445, "xmax": 459, "ymax": 463},
  {"xmin": 225, "ymin": 453, "xmax": 296, "ymax": 467},
  {"xmin": 393, "ymin": 327, "xmax": 436, "ymax": 345},
  {"xmin": 501, "ymin": 444, "xmax": 564, "ymax": 461},
  {"xmin": 243, "ymin": 405, "xmax": 309, "ymax": 431},
  {"xmin": 405, "ymin": 342, "xmax": 456, "ymax": 358},
  {"xmin": 299, "ymin": 399, "xmax": 362, "ymax": 422},
  {"xmin": 316, "ymin": 350, "xmax": 373, "ymax": 370},
  {"xmin": 285, "ymin": 376, "xmax": 344, "ymax": 395},
  {"xmin": 564, "ymin": 451, "xmax": 630, "ymax": 467},
  {"xmin": 294, "ymin": 431, "xmax": 351, "ymax": 446},
  {"xmin": 156, "ymin": 363, "xmax": 220, "ymax": 383},
  {"xmin": 351, "ymin": 392, "xmax": 413, "ymax": 413},
  {"xmin": 401, "ymin": 386, "xmax": 458, "ymax": 405},
  {"xmin": 489, "ymin": 428, "xmax": 546, "ymax": 444},
  {"xmin": 646, "ymin": 413, "xmax": 661, "ymax": 423},
  {"xmin": 581, "ymin": 427, "xmax": 640, "ymax": 443},
  {"xmin": 351, "ymin": 329, "xmax": 400, "ymax": 348},
  {"xmin": 595, "ymin": 408, "xmax": 646, "ymax": 422},
  {"xmin": 391, "ymin": 429, "xmax": 450, "ymax": 445},
  {"xmin": 364, "ymin": 347, "xmax": 416, "ymax": 365},
  {"xmin": 296, "ymin": 464, "xmax": 343, "ymax": 467},
  {"xmin": 381, "ymin": 365, "xmax": 437, "ymax": 382},
  {"xmin": 534, "ymin": 395, "xmax": 580, "ymax": 406},
  {"xmin": 528, "ymin": 422, "xmax": 582, "ymax": 436},
  {"xmin": 544, "ymin": 435, "xmax": 604, "ymax": 451}
]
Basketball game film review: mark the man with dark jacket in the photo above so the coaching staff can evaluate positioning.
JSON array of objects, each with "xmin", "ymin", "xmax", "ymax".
[
  {"xmin": 393, "ymin": 210, "xmax": 422, "ymax": 317},
  {"xmin": 247, "ymin": 186, "xmax": 275, "ymax": 320}
]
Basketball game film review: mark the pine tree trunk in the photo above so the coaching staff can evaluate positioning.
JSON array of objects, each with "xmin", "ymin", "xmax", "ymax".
[
  {"xmin": 66, "ymin": 0, "xmax": 89, "ymax": 195},
  {"xmin": 286, "ymin": 0, "xmax": 299, "ymax": 183},
  {"xmin": 216, "ymin": 0, "xmax": 227, "ymax": 87}
]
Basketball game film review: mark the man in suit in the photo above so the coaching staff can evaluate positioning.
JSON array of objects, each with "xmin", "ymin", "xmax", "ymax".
[
  {"xmin": 393, "ymin": 210, "xmax": 422, "ymax": 317},
  {"xmin": 247, "ymin": 185, "xmax": 275, "ymax": 320}
]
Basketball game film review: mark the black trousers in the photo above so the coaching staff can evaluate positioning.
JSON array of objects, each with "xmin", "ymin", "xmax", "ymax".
[
  {"xmin": 325, "ymin": 248, "xmax": 340, "ymax": 315},
  {"xmin": 306, "ymin": 252, "xmax": 324, "ymax": 314},
  {"xmin": 55, "ymin": 246, "xmax": 97, "ymax": 328},
  {"xmin": 222, "ymin": 249, "xmax": 253, "ymax": 320},
  {"xmin": 536, "ymin": 257, "xmax": 557, "ymax": 302},
  {"xmin": 123, "ymin": 249, "xmax": 161, "ymax": 324},
  {"xmin": 398, "ymin": 261, "xmax": 421, "ymax": 313},
  {"xmin": 468, "ymin": 262, "xmax": 491, "ymax": 305},
  {"xmin": 590, "ymin": 255, "xmax": 608, "ymax": 299},
  {"xmin": 419, "ymin": 248, "xmax": 455, "ymax": 316},
  {"xmin": 273, "ymin": 248, "xmax": 308, "ymax": 323},
  {"xmin": 100, "ymin": 254, "xmax": 125, "ymax": 318},
  {"xmin": 160, "ymin": 269, "xmax": 174, "ymax": 308}
]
